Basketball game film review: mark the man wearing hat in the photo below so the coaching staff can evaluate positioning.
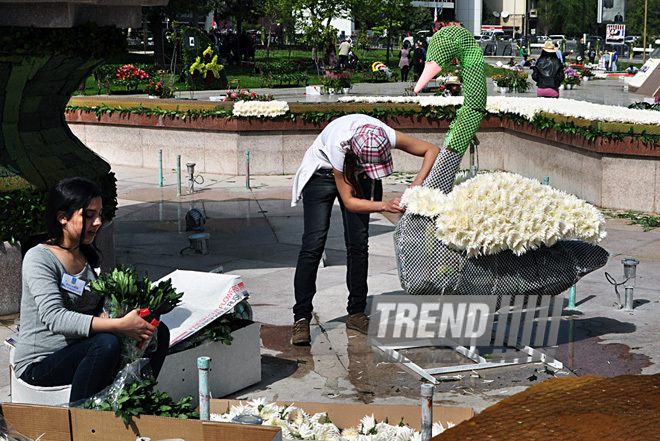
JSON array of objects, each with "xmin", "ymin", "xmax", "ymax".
[
  {"xmin": 532, "ymin": 41, "xmax": 565, "ymax": 98},
  {"xmin": 442, "ymin": 76, "xmax": 462, "ymax": 96},
  {"xmin": 290, "ymin": 114, "xmax": 439, "ymax": 345}
]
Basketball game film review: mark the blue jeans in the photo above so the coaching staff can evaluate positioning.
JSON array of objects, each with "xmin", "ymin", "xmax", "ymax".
[
  {"xmin": 20, "ymin": 324, "xmax": 170, "ymax": 403},
  {"xmin": 293, "ymin": 171, "xmax": 373, "ymax": 322}
]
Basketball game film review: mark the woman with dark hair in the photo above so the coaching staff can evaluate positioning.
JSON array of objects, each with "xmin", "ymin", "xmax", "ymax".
[
  {"xmin": 290, "ymin": 114, "xmax": 439, "ymax": 345},
  {"xmin": 532, "ymin": 41, "xmax": 565, "ymax": 98},
  {"xmin": 13, "ymin": 177, "xmax": 169, "ymax": 403}
]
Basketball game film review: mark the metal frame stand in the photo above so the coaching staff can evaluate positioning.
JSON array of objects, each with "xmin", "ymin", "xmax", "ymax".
[
  {"xmin": 373, "ymin": 297, "xmax": 564, "ymax": 384},
  {"xmin": 374, "ymin": 341, "xmax": 562, "ymax": 385}
]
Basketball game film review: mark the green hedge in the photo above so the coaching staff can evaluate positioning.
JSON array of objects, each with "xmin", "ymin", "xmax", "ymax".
[
  {"xmin": 0, "ymin": 188, "xmax": 47, "ymax": 243},
  {"xmin": 255, "ymin": 62, "xmax": 308, "ymax": 87}
]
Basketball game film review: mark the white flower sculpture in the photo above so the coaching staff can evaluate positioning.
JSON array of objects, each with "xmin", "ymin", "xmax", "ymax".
[
  {"xmin": 210, "ymin": 399, "xmax": 453, "ymax": 441},
  {"xmin": 400, "ymin": 172, "xmax": 606, "ymax": 258},
  {"xmin": 232, "ymin": 100, "xmax": 289, "ymax": 118}
]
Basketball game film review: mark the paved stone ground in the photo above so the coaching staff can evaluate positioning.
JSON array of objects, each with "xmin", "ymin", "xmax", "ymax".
[{"xmin": 1, "ymin": 70, "xmax": 658, "ymax": 425}]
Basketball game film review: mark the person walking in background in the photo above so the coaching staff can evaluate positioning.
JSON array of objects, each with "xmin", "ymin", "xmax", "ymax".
[
  {"xmin": 555, "ymin": 43, "xmax": 564, "ymax": 64},
  {"xmin": 532, "ymin": 41, "xmax": 565, "ymax": 98},
  {"xmin": 399, "ymin": 46, "xmax": 410, "ymax": 82},
  {"xmin": 337, "ymin": 38, "xmax": 351, "ymax": 69},
  {"xmin": 412, "ymin": 41, "xmax": 426, "ymax": 82},
  {"xmin": 611, "ymin": 49, "xmax": 618, "ymax": 72},
  {"xmin": 290, "ymin": 114, "xmax": 439, "ymax": 346},
  {"xmin": 603, "ymin": 51, "xmax": 611, "ymax": 71}
]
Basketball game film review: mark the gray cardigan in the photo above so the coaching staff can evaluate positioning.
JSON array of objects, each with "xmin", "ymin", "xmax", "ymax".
[{"xmin": 14, "ymin": 244, "xmax": 101, "ymax": 377}]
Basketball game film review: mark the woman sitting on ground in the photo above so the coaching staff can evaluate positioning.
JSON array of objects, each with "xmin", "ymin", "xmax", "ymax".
[{"xmin": 13, "ymin": 177, "xmax": 170, "ymax": 403}]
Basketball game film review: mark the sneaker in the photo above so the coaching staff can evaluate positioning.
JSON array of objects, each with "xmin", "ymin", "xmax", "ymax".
[
  {"xmin": 292, "ymin": 318, "xmax": 311, "ymax": 346},
  {"xmin": 346, "ymin": 312, "xmax": 370, "ymax": 334}
]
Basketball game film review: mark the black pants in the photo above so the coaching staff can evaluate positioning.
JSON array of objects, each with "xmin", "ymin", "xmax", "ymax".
[
  {"xmin": 21, "ymin": 324, "xmax": 170, "ymax": 403},
  {"xmin": 293, "ymin": 172, "xmax": 373, "ymax": 322},
  {"xmin": 401, "ymin": 65, "xmax": 410, "ymax": 82}
]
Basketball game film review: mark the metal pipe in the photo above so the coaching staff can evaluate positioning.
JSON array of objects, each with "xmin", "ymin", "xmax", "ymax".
[
  {"xmin": 158, "ymin": 149, "xmax": 163, "ymax": 187},
  {"xmin": 176, "ymin": 154, "xmax": 182, "ymax": 196},
  {"xmin": 568, "ymin": 285, "xmax": 576, "ymax": 309},
  {"xmin": 186, "ymin": 162, "xmax": 196, "ymax": 194},
  {"xmin": 470, "ymin": 165, "xmax": 477, "ymax": 177},
  {"xmin": 421, "ymin": 384, "xmax": 434, "ymax": 441},
  {"xmin": 543, "ymin": 176, "xmax": 549, "ymax": 186},
  {"xmin": 245, "ymin": 151, "xmax": 250, "ymax": 189},
  {"xmin": 624, "ymin": 286, "xmax": 634, "ymax": 311},
  {"xmin": 198, "ymin": 356, "xmax": 211, "ymax": 421}
]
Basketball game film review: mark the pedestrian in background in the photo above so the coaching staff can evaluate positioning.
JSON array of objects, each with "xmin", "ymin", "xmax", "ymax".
[
  {"xmin": 399, "ymin": 46, "xmax": 410, "ymax": 82},
  {"xmin": 532, "ymin": 41, "xmax": 565, "ymax": 98},
  {"xmin": 337, "ymin": 38, "xmax": 351, "ymax": 69},
  {"xmin": 412, "ymin": 41, "xmax": 426, "ymax": 82}
]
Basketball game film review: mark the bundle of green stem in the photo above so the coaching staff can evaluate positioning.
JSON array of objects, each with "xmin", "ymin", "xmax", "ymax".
[{"xmin": 91, "ymin": 266, "xmax": 184, "ymax": 317}]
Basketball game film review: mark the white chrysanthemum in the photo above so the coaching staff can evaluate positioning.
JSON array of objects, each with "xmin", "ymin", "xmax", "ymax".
[
  {"xmin": 406, "ymin": 171, "xmax": 610, "ymax": 257},
  {"xmin": 409, "ymin": 432, "xmax": 423, "ymax": 441},
  {"xmin": 432, "ymin": 422, "xmax": 448, "ymax": 436},
  {"xmin": 281, "ymin": 405, "xmax": 304, "ymax": 422},
  {"xmin": 297, "ymin": 421, "xmax": 317, "ymax": 440},
  {"xmin": 341, "ymin": 427, "xmax": 361, "ymax": 439},
  {"xmin": 360, "ymin": 415, "xmax": 377, "ymax": 434},
  {"xmin": 259, "ymin": 402, "xmax": 281, "ymax": 419},
  {"xmin": 209, "ymin": 412, "xmax": 232, "ymax": 422},
  {"xmin": 313, "ymin": 422, "xmax": 342, "ymax": 440},
  {"xmin": 232, "ymin": 100, "xmax": 289, "ymax": 118},
  {"xmin": 224, "ymin": 403, "xmax": 249, "ymax": 418},
  {"xmin": 310, "ymin": 412, "xmax": 331, "ymax": 424},
  {"xmin": 394, "ymin": 426, "xmax": 416, "ymax": 441}
]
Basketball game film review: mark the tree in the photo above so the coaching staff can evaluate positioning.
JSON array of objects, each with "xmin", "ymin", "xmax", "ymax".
[
  {"xmin": 256, "ymin": 0, "xmax": 296, "ymax": 58},
  {"xmin": 293, "ymin": 0, "xmax": 349, "ymax": 57},
  {"xmin": 402, "ymin": 6, "xmax": 433, "ymax": 32},
  {"xmin": 368, "ymin": 0, "xmax": 409, "ymax": 62}
]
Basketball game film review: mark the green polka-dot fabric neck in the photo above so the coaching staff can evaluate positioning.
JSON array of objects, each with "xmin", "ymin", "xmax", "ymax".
[{"xmin": 427, "ymin": 26, "xmax": 487, "ymax": 155}]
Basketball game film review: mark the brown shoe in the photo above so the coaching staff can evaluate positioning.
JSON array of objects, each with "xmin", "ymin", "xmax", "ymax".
[
  {"xmin": 292, "ymin": 318, "xmax": 311, "ymax": 346},
  {"xmin": 346, "ymin": 312, "xmax": 370, "ymax": 334}
]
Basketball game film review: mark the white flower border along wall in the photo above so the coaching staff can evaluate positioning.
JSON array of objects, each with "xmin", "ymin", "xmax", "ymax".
[{"xmin": 64, "ymin": 96, "xmax": 660, "ymax": 214}]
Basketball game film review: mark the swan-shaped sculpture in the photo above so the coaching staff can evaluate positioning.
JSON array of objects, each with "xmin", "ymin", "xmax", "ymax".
[{"xmin": 395, "ymin": 26, "xmax": 608, "ymax": 298}]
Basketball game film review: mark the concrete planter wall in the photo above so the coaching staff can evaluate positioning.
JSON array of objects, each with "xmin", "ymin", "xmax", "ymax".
[{"xmin": 66, "ymin": 112, "xmax": 660, "ymax": 214}]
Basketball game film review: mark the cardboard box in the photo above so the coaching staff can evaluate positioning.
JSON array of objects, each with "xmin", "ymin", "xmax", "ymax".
[
  {"xmin": 0, "ymin": 403, "xmax": 282, "ymax": 441},
  {"xmin": 158, "ymin": 322, "xmax": 262, "ymax": 407},
  {"xmin": 211, "ymin": 399, "xmax": 474, "ymax": 432}
]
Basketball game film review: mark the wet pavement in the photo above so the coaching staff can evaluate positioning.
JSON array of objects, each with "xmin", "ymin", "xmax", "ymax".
[
  {"xmin": 3, "ymin": 164, "xmax": 654, "ymax": 413},
  {"xmin": 1, "ymin": 68, "xmax": 659, "ymax": 415}
]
